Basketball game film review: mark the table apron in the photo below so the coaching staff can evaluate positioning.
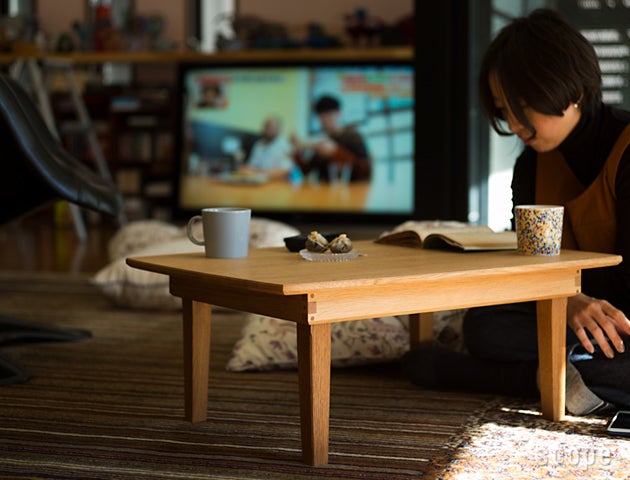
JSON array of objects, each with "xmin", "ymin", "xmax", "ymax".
[
  {"xmin": 304, "ymin": 268, "xmax": 580, "ymax": 322},
  {"xmin": 171, "ymin": 268, "xmax": 580, "ymax": 324},
  {"xmin": 170, "ymin": 277, "xmax": 311, "ymax": 322}
]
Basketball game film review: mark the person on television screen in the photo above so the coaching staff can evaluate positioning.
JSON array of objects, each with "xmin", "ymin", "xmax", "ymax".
[
  {"xmin": 197, "ymin": 82, "xmax": 227, "ymax": 109},
  {"xmin": 402, "ymin": 8, "xmax": 630, "ymax": 415},
  {"xmin": 237, "ymin": 116, "xmax": 293, "ymax": 180},
  {"xmin": 291, "ymin": 95, "xmax": 371, "ymax": 182}
]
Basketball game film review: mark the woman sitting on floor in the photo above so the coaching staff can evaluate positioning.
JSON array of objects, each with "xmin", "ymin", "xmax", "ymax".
[{"xmin": 403, "ymin": 8, "xmax": 630, "ymax": 415}]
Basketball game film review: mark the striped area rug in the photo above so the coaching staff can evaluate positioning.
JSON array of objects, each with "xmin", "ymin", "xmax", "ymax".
[{"xmin": 0, "ymin": 272, "xmax": 627, "ymax": 479}]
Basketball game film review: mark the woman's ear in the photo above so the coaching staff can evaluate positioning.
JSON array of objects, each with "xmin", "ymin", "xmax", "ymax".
[{"xmin": 574, "ymin": 92, "xmax": 584, "ymax": 108}]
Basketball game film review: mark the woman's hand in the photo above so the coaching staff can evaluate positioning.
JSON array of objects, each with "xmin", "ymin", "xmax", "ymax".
[{"xmin": 567, "ymin": 293, "xmax": 630, "ymax": 358}]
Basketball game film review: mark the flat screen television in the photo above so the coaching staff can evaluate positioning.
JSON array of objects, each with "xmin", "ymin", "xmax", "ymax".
[{"xmin": 172, "ymin": 52, "xmax": 416, "ymax": 227}]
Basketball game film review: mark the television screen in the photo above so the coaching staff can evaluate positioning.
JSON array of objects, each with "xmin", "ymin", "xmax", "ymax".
[{"xmin": 173, "ymin": 56, "xmax": 415, "ymax": 225}]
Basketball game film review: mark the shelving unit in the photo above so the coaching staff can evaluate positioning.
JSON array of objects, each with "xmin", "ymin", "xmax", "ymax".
[
  {"xmin": 108, "ymin": 88, "xmax": 175, "ymax": 220},
  {"xmin": 51, "ymin": 81, "xmax": 175, "ymax": 221}
]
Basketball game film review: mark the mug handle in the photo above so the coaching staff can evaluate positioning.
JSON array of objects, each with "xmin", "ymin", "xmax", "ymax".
[{"xmin": 186, "ymin": 215, "xmax": 205, "ymax": 246}]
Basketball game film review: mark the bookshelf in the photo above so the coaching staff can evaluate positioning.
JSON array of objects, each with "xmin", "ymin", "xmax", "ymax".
[{"xmin": 109, "ymin": 88, "xmax": 174, "ymax": 220}]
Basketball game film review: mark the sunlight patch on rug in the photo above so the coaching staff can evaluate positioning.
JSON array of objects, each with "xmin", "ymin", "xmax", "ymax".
[
  {"xmin": 499, "ymin": 406, "xmax": 611, "ymax": 425},
  {"xmin": 440, "ymin": 419, "xmax": 630, "ymax": 479}
]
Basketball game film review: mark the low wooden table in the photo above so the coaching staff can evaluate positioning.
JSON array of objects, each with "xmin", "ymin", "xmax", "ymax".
[{"xmin": 127, "ymin": 241, "xmax": 621, "ymax": 466}]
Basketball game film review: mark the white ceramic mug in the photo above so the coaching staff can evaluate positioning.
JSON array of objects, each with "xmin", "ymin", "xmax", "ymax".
[{"xmin": 186, "ymin": 208, "xmax": 251, "ymax": 258}]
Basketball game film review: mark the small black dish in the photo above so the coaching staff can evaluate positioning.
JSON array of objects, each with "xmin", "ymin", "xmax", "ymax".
[{"xmin": 283, "ymin": 232, "xmax": 343, "ymax": 252}]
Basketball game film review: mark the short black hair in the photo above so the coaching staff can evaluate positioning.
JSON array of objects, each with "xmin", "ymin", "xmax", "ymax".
[
  {"xmin": 479, "ymin": 8, "xmax": 602, "ymax": 136},
  {"xmin": 314, "ymin": 95, "xmax": 341, "ymax": 114}
]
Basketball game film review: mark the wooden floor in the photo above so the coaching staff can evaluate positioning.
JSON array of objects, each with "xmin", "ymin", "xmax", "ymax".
[
  {"xmin": 0, "ymin": 205, "xmax": 393, "ymax": 274},
  {"xmin": 0, "ymin": 206, "xmax": 118, "ymax": 274}
]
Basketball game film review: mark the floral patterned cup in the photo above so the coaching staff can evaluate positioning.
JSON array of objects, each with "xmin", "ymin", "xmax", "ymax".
[{"xmin": 514, "ymin": 205, "xmax": 564, "ymax": 256}]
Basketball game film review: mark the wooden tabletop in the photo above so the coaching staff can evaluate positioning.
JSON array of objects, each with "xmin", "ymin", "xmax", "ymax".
[{"xmin": 127, "ymin": 240, "xmax": 621, "ymax": 296}]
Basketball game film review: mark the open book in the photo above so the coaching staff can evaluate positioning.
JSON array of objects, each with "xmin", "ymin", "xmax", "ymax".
[{"xmin": 376, "ymin": 225, "xmax": 517, "ymax": 251}]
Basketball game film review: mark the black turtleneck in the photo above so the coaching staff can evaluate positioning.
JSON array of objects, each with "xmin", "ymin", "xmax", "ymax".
[{"xmin": 511, "ymin": 102, "xmax": 630, "ymax": 315}]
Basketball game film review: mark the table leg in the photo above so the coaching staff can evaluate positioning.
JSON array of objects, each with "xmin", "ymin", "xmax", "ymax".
[
  {"xmin": 408, "ymin": 313, "xmax": 434, "ymax": 348},
  {"xmin": 296, "ymin": 322, "xmax": 331, "ymax": 466},
  {"xmin": 536, "ymin": 297, "xmax": 567, "ymax": 421},
  {"xmin": 182, "ymin": 298, "xmax": 212, "ymax": 423}
]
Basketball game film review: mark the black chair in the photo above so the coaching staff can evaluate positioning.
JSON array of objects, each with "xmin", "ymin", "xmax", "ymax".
[
  {"xmin": 0, "ymin": 71, "xmax": 122, "ymax": 223},
  {"xmin": 0, "ymin": 71, "xmax": 123, "ymax": 385}
]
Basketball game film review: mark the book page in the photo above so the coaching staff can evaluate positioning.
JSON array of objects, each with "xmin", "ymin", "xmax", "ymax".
[
  {"xmin": 422, "ymin": 229, "xmax": 516, "ymax": 251},
  {"xmin": 377, "ymin": 225, "xmax": 516, "ymax": 251},
  {"xmin": 375, "ymin": 230, "xmax": 423, "ymax": 247}
]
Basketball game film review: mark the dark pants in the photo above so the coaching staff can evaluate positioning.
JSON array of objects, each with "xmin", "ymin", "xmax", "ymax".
[{"xmin": 463, "ymin": 302, "xmax": 630, "ymax": 409}]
